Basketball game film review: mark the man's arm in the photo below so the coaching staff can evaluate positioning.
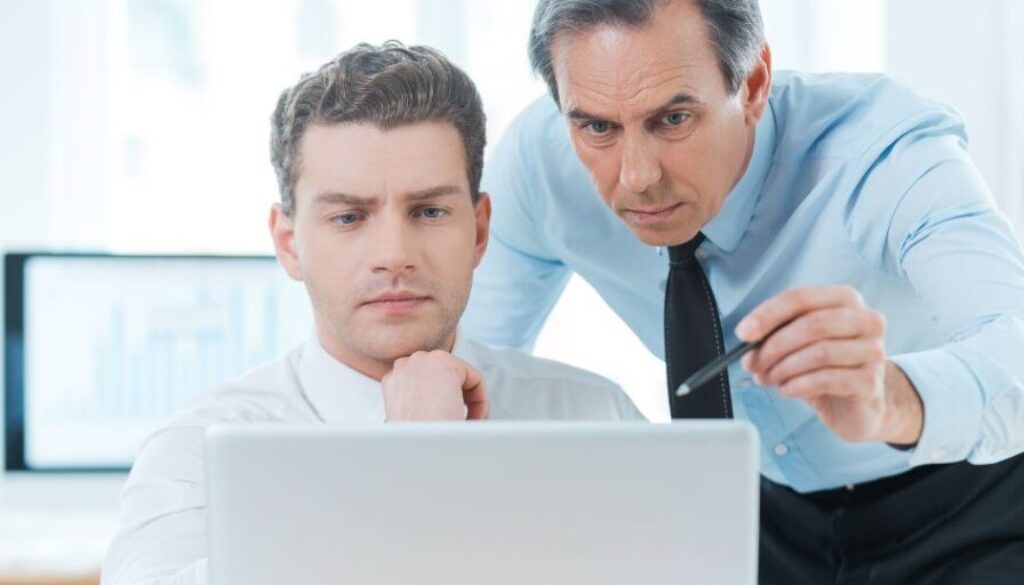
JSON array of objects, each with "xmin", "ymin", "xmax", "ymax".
[
  {"xmin": 101, "ymin": 427, "xmax": 209, "ymax": 585},
  {"xmin": 882, "ymin": 151, "xmax": 1024, "ymax": 465},
  {"xmin": 737, "ymin": 127, "xmax": 1024, "ymax": 465},
  {"xmin": 462, "ymin": 100, "xmax": 572, "ymax": 351}
]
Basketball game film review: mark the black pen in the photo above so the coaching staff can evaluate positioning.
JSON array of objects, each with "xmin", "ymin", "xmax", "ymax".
[{"xmin": 674, "ymin": 321, "xmax": 790, "ymax": 397}]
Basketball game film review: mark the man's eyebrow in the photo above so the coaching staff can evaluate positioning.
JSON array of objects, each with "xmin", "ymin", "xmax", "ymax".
[
  {"xmin": 567, "ymin": 107, "xmax": 604, "ymax": 122},
  {"xmin": 405, "ymin": 184, "xmax": 464, "ymax": 201},
  {"xmin": 312, "ymin": 185, "xmax": 463, "ymax": 206},
  {"xmin": 643, "ymin": 93, "xmax": 699, "ymax": 119},
  {"xmin": 567, "ymin": 93, "xmax": 700, "ymax": 122},
  {"xmin": 314, "ymin": 192, "xmax": 376, "ymax": 206}
]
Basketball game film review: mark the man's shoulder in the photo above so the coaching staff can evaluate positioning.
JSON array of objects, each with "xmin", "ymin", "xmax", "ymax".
[
  {"xmin": 494, "ymin": 94, "xmax": 577, "ymax": 166},
  {"xmin": 162, "ymin": 345, "xmax": 311, "ymax": 430},
  {"xmin": 511, "ymin": 94, "xmax": 564, "ymax": 139},
  {"xmin": 483, "ymin": 94, "xmax": 598, "ymax": 217},
  {"xmin": 468, "ymin": 338, "xmax": 613, "ymax": 387},
  {"xmin": 770, "ymin": 70, "xmax": 965, "ymax": 159},
  {"xmin": 458, "ymin": 338, "xmax": 643, "ymax": 420},
  {"xmin": 128, "ymin": 346, "xmax": 312, "ymax": 475}
]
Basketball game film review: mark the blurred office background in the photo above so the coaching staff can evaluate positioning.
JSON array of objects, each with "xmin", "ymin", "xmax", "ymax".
[{"xmin": 0, "ymin": 0, "xmax": 1022, "ymax": 580}]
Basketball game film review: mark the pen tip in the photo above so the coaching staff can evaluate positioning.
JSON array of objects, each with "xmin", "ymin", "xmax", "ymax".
[{"xmin": 675, "ymin": 384, "xmax": 691, "ymax": 397}]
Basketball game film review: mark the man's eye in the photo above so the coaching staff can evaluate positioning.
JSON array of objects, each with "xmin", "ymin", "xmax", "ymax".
[
  {"xmin": 662, "ymin": 111, "xmax": 689, "ymax": 126},
  {"xmin": 332, "ymin": 212, "xmax": 363, "ymax": 225},
  {"xmin": 584, "ymin": 120, "xmax": 612, "ymax": 135},
  {"xmin": 418, "ymin": 207, "xmax": 449, "ymax": 219}
]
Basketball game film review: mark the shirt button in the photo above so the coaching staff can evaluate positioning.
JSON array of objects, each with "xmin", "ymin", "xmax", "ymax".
[
  {"xmin": 773, "ymin": 443, "xmax": 789, "ymax": 457},
  {"xmin": 737, "ymin": 378, "xmax": 753, "ymax": 389},
  {"xmin": 695, "ymin": 249, "xmax": 708, "ymax": 261}
]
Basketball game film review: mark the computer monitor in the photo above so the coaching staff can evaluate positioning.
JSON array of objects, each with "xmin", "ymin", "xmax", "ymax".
[{"xmin": 3, "ymin": 252, "xmax": 311, "ymax": 472}]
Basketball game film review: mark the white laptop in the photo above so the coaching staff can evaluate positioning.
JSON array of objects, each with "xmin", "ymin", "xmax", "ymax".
[{"xmin": 205, "ymin": 421, "xmax": 759, "ymax": 584}]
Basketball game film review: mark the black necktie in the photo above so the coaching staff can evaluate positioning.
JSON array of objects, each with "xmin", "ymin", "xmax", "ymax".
[{"xmin": 664, "ymin": 233, "xmax": 733, "ymax": 419}]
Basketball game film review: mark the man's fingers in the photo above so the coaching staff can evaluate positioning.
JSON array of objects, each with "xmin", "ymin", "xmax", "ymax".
[
  {"xmin": 736, "ymin": 285, "xmax": 864, "ymax": 342},
  {"xmin": 382, "ymin": 351, "xmax": 488, "ymax": 421},
  {"xmin": 761, "ymin": 339, "xmax": 885, "ymax": 387},
  {"xmin": 777, "ymin": 366, "xmax": 879, "ymax": 400},
  {"xmin": 745, "ymin": 307, "xmax": 882, "ymax": 374},
  {"xmin": 458, "ymin": 361, "xmax": 489, "ymax": 420}
]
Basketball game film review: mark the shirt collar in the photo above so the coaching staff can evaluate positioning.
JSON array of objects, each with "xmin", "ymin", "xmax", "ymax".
[
  {"xmin": 451, "ymin": 331, "xmax": 477, "ymax": 364},
  {"xmin": 298, "ymin": 336, "xmax": 386, "ymax": 423},
  {"xmin": 298, "ymin": 331, "xmax": 474, "ymax": 424},
  {"xmin": 700, "ymin": 103, "xmax": 777, "ymax": 253}
]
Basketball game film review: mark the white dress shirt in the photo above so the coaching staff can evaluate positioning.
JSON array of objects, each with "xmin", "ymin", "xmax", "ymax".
[{"xmin": 101, "ymin": 335, "xmax": 644, "ymax": 585}]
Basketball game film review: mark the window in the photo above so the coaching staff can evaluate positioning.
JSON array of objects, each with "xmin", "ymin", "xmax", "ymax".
[
  {"xmin": 40, "ymin": 0, "xmax": 545, "ymax": 253},
  {"xmin": 5, "ymin": 1, "xmax": 1021, "ymax": 423}
]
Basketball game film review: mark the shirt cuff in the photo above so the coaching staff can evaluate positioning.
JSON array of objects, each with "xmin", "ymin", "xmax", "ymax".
[{"xmin": 889, "ymin": 347, "xmax": 984, "ymax": 467}]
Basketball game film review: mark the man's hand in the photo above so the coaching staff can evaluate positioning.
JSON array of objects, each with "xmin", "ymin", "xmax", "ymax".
[
  {"xmin": 381, "ymin": 351, "xmax": 489, "ymax": 421},
  {"xmin": 737, "ymin": 285, "xmax": 923, "ymax": 445}
]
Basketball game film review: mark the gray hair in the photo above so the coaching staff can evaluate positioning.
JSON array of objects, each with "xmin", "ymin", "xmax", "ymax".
[
  {"xmin": 270, "ymin": 41, "xmax": 486, "ymax": 216},
  {"xmin": 528, "ymin": 0, "xmax": 765, "ymax": 105}
]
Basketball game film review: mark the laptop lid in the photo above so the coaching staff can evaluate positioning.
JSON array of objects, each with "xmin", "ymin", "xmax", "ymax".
[{"xmin": 206, "ymin": 421, "xmax": 759, "ymax": 585}]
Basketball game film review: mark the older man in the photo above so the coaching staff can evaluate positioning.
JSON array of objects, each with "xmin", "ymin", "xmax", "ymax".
[
  {"xmin": 101, "ymin": 42, "xmax": 641, "ymax": 585},
  {"xmin": 464, "ymin": 0, "xmax": 1024, "ymax": 582}
]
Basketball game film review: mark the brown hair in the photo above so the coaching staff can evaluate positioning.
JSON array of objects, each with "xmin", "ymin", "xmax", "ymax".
[{"xmin": 270, "ymin": 41, "xmax": 487, "ymax": 216}]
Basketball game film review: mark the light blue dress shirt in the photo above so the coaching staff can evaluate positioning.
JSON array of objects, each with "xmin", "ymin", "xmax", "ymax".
[{"xmin": 463, "ymin": 71, "xmax": 1024, "ymax": 493}]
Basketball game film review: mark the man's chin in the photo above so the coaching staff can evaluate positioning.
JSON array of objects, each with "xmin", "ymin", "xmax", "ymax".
[
  {"xmin": 358, "ymin": 324, "xmax": 455, "ymax": 363},
  {"xmin": 627, "ymin": 222, "xmax": 699, "ymax": 248}
]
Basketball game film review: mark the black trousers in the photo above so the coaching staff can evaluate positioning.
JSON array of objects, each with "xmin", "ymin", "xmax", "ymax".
[{"xmin": 759, "ymin": 452, "xmax": 1024, "ymax": 584}]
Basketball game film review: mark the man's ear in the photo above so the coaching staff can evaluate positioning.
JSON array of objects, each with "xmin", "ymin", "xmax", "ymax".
[
  {"xmin": 742, "ymin": 43, "xmax": 772, "ymax": 126},
  {"xmin": 269, "ymin": 203, "xmax": 303, "ymax": 282},
  {"xmin": 472, "ymin": 192, "xmax": 492, "ymax": 268}
]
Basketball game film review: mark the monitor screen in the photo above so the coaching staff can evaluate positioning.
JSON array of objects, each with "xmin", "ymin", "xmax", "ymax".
[{"xmin": 4, "ymin": 253, "xmax": 312, "ymax": 471}]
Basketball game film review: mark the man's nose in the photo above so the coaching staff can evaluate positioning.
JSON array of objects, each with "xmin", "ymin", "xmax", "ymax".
[
  {"xmin": 619, "ymin": 133, "xmax": 662, "ymax": 194},
  {"xmin": 370, "ymin": 216, "xmax": 417, "ymax": 276}
]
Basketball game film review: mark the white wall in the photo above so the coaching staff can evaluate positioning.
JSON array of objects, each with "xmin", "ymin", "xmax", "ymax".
[
  {"xmin": 887, "ymin": 0, "xmax": 1024, "ymax": 230},
  {"xmin": 0, "ymin": 1, "xmax": 53, "ymax": 249},
  {"xmin": 0, "ymin": 0, "xmax": 54, "ymax": 475}
]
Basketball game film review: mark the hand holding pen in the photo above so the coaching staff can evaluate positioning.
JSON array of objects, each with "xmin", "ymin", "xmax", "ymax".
[{"xmin": 677, "ymin": 285, "xmax": 922, "ymax": 447}]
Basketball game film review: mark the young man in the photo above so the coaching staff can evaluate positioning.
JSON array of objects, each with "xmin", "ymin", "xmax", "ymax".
[
  {"xmin": 463, "ymin": 0, "xmax": 1024, "ymax": 582},
  {"xmin": 101, "ymin": 42, "xmax": 641, "ymax": 585}
]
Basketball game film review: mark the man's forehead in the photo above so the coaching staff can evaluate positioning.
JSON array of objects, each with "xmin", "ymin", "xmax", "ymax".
[
  {"xmin": 295, "ymin": 121, "xmax": 469, "ymax": 204},
  {"xmin": 550, "ymin": 0, "xmax": 723, "ymax": 111}
]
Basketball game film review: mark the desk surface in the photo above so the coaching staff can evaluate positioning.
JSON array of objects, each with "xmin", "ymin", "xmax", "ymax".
[
  {"xmin": 0, "ymin": 474, "xmax": 119, "ymax": 585},
  {"xmin": 0, "ymin": 575, "xmax": 99, "ymax": 585},
  {"xmin": 0, "ymin": 508, "xmax": 112, "ymax": 585}
]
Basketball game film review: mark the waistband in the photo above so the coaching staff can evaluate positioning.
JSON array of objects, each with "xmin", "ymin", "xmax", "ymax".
[{"xmin": 761, "ymin": 451, "xmax": 1024, "ymax": 551}]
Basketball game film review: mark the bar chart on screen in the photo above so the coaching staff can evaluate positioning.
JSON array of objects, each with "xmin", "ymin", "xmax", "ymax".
[
  {"xmin": 89, "ymin": 285, "xmax": 279, "ymax": 420},
  {"xmin": 18, "ymin": 255, "xmax": 312, "ymax": 470}
]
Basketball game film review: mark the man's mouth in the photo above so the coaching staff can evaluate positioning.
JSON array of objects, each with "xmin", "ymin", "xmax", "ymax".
[
  {"xmin": 621, "ymin": 202, "xmax": 683, "ymax": 225},
  {"xmin": 361, "ymin": 291, "xmax": 431, "ymax": 314}
]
